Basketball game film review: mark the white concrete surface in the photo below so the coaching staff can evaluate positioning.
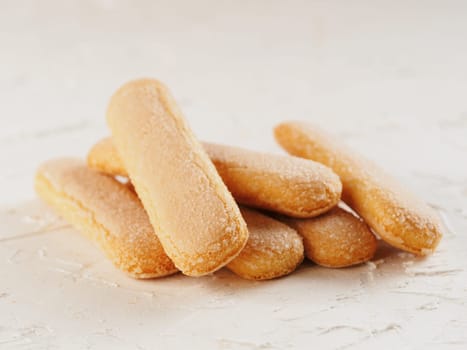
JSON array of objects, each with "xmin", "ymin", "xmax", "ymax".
[{"xmin": 0, "ymin": 1, "xmax": 466, "ymax": 349}]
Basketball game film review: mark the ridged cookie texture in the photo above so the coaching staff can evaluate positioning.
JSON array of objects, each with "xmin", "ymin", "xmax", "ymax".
[
  {"xmin": 280, "ymin": 207, "xmax": 377, "ymax": 268},
  {"xmin": 274, "ymin": 121, "xmax": 443, "ymax": 255},
  {"xmin": 34, "ymin": 158, "xmax": 177, "ymax": 279},
  {"xmin": 106, "ymin": 79, "xmax": 249, "ymax": 276},
  {"xmin": 88, "ymin": 138, "xmax": 342, "ymax": 218},
  {"xmin": 227, "ymin": 207, "xmax": 304, "ymax": 280}
]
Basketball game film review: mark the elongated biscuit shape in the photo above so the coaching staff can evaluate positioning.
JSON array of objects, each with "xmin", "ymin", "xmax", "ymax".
[
  {"xmin": 279, "ymin": 207, "xmax": 377, "ymax": 267},
  {"xmin": 227, "ymin": 207, "xmax": 304, "ymax": 280},
  {"xmin": 274, "ymin": 121, "xmax": 443, "ymax": 255},
  {"xmin": 34, "ymin": 158, "xmax": 177, "ymax": 279},
  {"xmin": 106, "ymin": 79, "xmax": 248, "ymax": 276},
  {"xmin": 87, "ymin": 138, "xmax": 342, "ymax": 218}
]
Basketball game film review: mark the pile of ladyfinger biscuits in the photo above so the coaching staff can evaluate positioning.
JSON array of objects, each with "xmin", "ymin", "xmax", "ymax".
[{"xmin": 34, "ymin": 79, "xmax": 443, "ymax": 280}]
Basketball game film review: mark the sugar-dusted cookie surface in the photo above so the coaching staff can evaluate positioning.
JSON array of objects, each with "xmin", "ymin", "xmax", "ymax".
[
  {"xmin": 280, "ymin": 207, "xmax": 377, "ymax": 267},
  {"xmin": 106, "ymin": 79, "xmax": 248, "ymax": 276},
  {"xmin": 275, "ymin": 121, "xmax": 443, "ymax": 255},
  {"xmin": 35, "ymin": 158, "xmax": 177, "ymax": 278},
  {"xmin": 227, "ymin": 207, "xmax": 304, "ymax": 280}
]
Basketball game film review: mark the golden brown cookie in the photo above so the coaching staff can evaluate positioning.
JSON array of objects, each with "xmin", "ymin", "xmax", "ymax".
[
  {"xmin": 274, "ymin": 121, "xmax": 443, "ymax": 255},
  {"xmin": 35, "ymin": 158, "xmax": 177, "ymax": 279},
  {"xmin": 106, "ymin": 79, "xmax": 248, "ymax": 276},
  {"xmin": 227, "ymin": 207, "xmax": 304, "ymax": 280},
  {"xmin": 280, "ymin": 207, "xmax": 377, "ymax": 267}
]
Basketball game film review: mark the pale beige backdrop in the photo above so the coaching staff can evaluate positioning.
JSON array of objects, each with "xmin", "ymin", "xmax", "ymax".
[{"xmin": 0, "ymin": 1, "xmax": 466, "ymax": 349}]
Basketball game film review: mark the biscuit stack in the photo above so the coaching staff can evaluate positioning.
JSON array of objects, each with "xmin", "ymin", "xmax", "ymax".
[{"xmin": 35, "ymin": 79, "xmax": 443, "ymax": 280}]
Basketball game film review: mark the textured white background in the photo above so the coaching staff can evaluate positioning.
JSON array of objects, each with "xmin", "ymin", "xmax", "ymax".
[{"xmin": 1, "ymin": 1, "xmax": 466, "ymax": 349}]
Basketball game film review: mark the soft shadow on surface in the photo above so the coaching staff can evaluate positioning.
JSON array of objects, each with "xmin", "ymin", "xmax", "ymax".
[
  {"xmin": 372, "ymin": 239, "xmax": 413, "ymax": 260},
  {"xmin": 2, "ymin": 199, "xmax": 437, "ymax": 300}
]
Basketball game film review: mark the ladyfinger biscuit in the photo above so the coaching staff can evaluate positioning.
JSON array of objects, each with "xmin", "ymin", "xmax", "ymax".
[
  {"xmin": 88, "ymin": 138, "xmax": 127, "ymax": 177},
  {"xmin": 88, "ymin": 138, "xmax": 342, "ymax": 218},
  {"xmin": 274, "ymin": 121, "xmax": 443, "ymax": 255},
  {"xmin": 227, "ymin": 207, "xmax": 304, "ymax": 280},
  {"xmin": 34, "ymin": 158, "xmax": 177, "ymax": 279},
  {"xmin": 87, "ymin": 138, "xmax": 130, "ymax": 177},
  {"xmin": 106, "ymin": 79, "xmax": 248, "ymax": 276},
  {"xmin": 280, "ymin": 207, "xmax": 377, "ymax": 268}
]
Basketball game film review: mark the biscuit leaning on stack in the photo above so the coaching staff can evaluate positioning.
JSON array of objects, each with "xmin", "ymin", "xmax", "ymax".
[
  {"xmin": 274, "ymin": 121, "xmax": 443, "ymax": 256},
  {"xmin": 106, "ymin": 79, "xmax": 249, "ymax": 277}
]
